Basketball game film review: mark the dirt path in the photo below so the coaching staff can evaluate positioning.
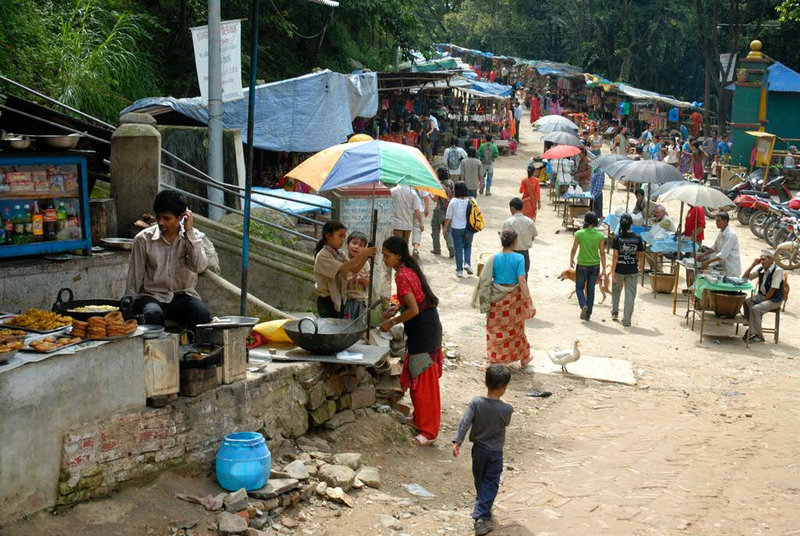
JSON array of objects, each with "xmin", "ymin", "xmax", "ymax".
[{"xmin": 7, "ymin": 124, "xmax": 799, "ymax": 536}]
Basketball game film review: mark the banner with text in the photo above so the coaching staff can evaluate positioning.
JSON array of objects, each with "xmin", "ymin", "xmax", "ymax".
[{"xmin": 191, "ymin": 20, "xmax": 244, "ymax": 104}]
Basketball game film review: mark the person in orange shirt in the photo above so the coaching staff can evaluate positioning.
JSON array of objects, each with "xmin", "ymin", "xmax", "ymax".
[
  {"xmin": 519, "ymin": 164, "xmax": 542, "ymax": 221},
  {"xmin": 690, "ymin": 110, "xmax": 703, "ymax": 138}
]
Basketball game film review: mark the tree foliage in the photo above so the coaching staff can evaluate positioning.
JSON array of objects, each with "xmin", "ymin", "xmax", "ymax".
[{"xmin": 2, "ymin": 0, "xmax": 800, "ymax": 125}]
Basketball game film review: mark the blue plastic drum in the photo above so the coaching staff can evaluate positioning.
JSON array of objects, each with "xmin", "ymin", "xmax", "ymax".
[{"xmin": 215, "ymin": 432, "xmax": 271, "ymax": 491}]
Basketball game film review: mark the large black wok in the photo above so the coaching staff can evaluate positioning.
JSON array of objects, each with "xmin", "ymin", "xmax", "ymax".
[
  {"xmin": 52, "ymin": 287, "xmax": 133, "ymax": 322},
  {"xmin": 282, "ymin": 317, "xmax": 364, "ymax": 355}
]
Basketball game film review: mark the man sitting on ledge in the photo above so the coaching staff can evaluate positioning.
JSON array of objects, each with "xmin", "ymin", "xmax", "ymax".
[{"xmin": 125, "ymin": 190, "xmax": 211, "ymax": 328}]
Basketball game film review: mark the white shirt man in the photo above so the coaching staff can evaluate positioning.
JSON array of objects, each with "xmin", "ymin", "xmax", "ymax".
[
  {"xmin": 502, "ymin": 198, "xmax": 538, "ymax": 277},
  {"xmin": 699, "ymin": 213, "xmax": 741, "ymax": 276},
  {"xmin": 391, "ymin": 185, "xmax": 421, "ymax": 243}
]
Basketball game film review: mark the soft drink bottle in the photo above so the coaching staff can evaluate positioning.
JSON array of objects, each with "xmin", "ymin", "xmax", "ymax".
[
  {"xmin": 3, "ymin": 207, "xmax": 12, "ymax": 244},
  {"xmin": 12, "ymin": 205, "xmax": 24, "ymax": 244},
  {"xmin": 24, "ymin": 204, "xmax": 33, "ymax": 243},
  {"xmin": 32, "ymin": 201, "xmax": 44, "ymax": 242},
  {"xmin": 43, "ymin": 199, "xmax": 57, "ymax": 241},
  {"xmin": 56, "ymin": 202, "xmax": 67, "ymax": 233}
]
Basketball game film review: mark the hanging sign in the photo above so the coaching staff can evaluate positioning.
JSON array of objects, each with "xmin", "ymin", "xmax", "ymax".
[{"xmin": 191, "ymin": 20, "xmax": 244, "ymax": 104}]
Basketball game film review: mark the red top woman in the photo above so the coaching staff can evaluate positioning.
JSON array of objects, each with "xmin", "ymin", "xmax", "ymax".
[{"xmin": 379, "ymin": 236, "xmax": 443, "ymax": 446}]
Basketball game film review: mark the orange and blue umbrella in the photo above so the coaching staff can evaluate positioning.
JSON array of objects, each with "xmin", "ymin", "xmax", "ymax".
[{"xmin": 286, "ymin": 140, "xmax": 446, "ymax": 197}]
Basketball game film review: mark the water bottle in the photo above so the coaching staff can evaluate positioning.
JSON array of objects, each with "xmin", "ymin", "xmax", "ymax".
[
  {"xmin": 12, "ymin": 205, "xmax": 24, "ymax": 244},
  {"xmin": 56, "ymin": 202, "xmax": 67, "ymax": 233}
]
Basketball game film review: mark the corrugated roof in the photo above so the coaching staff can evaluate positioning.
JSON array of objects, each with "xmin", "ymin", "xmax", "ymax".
[{"xmin": 767, "ymin": 62, "xmax": 800, "ymax": 93}]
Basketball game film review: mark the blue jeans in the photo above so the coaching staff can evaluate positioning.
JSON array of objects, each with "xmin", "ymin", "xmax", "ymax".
[
  {"xmin": 451, "ymin": 227, "xmax": 474, "ymax": 272},
  {"xmin": 576, "ymin": 264, "xmax": 600, "ymax": 316},
  {"xmin": 471, "ymin": 444, "xmax": 503, "ymax": 520},
  {"xmin": 482, "ymin": 165, "xmax": 494, "ymax": 193}
]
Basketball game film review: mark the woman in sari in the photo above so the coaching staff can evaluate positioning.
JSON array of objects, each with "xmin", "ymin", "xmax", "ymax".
[
  {"xmin": 519, "ymin": 163, "xmax": 542, "ymax": 221},
  {"xmin": 691, "ymin": 143, "xmax": 705, "ymax": 181},
  {"xmin": 679, "ymin": 138, "xmax": 693, "ymax": 174},
  {"xmin": 473, "ymin": 229, "xmax": 535, "ymax": 369},
  {"xmin": 380, "ymin": 236, "xmax": 443, "ymax": 446}
]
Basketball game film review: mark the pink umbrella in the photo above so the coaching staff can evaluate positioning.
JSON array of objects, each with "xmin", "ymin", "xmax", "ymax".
[{"xmin": 542, "ymin": 144, "xmax": 581, "ymax": 160}]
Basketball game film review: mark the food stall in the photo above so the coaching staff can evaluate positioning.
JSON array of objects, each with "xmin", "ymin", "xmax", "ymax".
[{"xmin": 0, "ymin": 154, "xmax": 92, "ymax": 257}]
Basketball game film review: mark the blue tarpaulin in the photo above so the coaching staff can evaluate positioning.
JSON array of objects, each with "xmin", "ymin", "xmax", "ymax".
[
  {"xmin": 121, "ymin": 70, "xmax": 378, "ymax": 153},
  {"xmin": 251, "ymin": 188, "xmax": 331, "ymax": 215},
  {"xmin": 470, "ymin": 80, "xmax": 513, "ymax": 97}
]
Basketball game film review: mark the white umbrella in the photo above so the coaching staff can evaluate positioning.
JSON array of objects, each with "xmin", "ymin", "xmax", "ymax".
[
  {"xmin": 656, "ymin": 182, "xmax": 736, "ymax": 209},
  {"xmin": 534, "ymin": 122, "xmax": 579, "ymax": 134},
  {"xmin": 534, "ymin": 115, "xmax": 579, "ymax": 129},
  {"xmin": 591, "ymin": 154, "xmax": 631, "ymax": 170},
  {"xmin": 542, "ymin": 131, "xmax": 581, "ymax": 147}
]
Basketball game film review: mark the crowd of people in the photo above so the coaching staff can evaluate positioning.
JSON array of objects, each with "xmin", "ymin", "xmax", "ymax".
[{"xmin": 308, "ymin": 104, "xmax": 789, "ymax": 536}]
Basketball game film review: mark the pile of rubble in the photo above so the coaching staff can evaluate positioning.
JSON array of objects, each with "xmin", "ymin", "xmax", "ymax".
[{"xmin": 177, "ymin": 449, "xmax": 381, "ymax": 536}]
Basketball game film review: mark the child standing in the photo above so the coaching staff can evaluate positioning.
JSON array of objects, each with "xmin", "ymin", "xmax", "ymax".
[
  {"xmin": 313, "ymin": 221, "xmax": 375, "ymax": 318},
  {"xmin": 452, "ymin": 365, "xmax": 513, "ymax": 536},
  {"xmin": 343, "ymin": 231, "xmax": 371, "ymax": 320}
]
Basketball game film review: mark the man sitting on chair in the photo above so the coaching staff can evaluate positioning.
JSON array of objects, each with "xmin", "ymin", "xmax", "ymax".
[{"xmin": 741, "ymin": 249, "xmax": 784, "ymax": 343}]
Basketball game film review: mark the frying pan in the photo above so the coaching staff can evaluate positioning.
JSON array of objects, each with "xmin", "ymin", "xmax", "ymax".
[
  {"xmin": 282, "ymin": 301, "xmax": 381, "ymax": 355},
  {"xmin": 52, "ymin": 287, "xmax": 133, "ymax": 322}
]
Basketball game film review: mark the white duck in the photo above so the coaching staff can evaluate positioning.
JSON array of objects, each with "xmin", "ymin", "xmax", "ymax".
[{"xmin": 547, "ymin": 340, "xmax": 582, "ymax": 373}]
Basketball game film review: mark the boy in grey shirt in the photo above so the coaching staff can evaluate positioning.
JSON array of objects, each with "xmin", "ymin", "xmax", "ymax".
[{"xmin": 453, "ymin": 365, "xmax": 513, "ymax": 535}]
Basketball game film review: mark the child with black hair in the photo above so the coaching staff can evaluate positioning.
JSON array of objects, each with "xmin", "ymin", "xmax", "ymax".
[
  {"xmin": 313, "ymin": 221, "xmax": 375, "ymax": 318},
  {"xmin": 343, "ymin": 231, "xmax": 371, "ymax": 320},
  {"xmin": 453, "ymin": 364, "xmax": 513, "ymax": 536}
]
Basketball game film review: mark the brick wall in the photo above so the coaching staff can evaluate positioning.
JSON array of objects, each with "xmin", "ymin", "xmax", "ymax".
[{"xmin": 57, "ymin": 360, "xmax": 395, "ymax": 506}]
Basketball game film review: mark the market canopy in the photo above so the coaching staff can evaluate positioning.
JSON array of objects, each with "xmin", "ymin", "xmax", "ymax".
[
  {"xmin": 616, "ymin": 83, "xmax": 694, "ymax": 109},
  {"xmin": 470, "ymin": 80, "xmax": 513, "ymax": 97},
  {"xmin": 121, "ymin": 70, "xmax": 378, "ymax": 153}
]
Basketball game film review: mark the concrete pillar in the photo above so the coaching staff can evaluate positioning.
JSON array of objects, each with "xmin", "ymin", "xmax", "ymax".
[
  {"xmin": 730, "ymin": 40, "xmax": 772, "ymax": 166},
  {"xmin": 111, "ymin": 112, "xmax": 162, "ymax": 237}
]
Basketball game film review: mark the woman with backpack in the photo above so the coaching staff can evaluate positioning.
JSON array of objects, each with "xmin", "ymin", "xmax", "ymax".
[{"xmin": 444, "ymin": 181, "xmax": 475, "ymax": 277}]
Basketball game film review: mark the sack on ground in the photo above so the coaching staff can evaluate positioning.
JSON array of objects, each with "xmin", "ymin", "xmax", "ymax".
[{"xmin": 466, "ymin": 198, "xmax": 485, "ymax": 233}]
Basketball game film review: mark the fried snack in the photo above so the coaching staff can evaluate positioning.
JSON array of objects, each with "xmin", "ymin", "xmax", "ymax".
[
  {"xmin": 10, "ymin": 309, "xmax": 72, "ymax": 330},
  {"xmin": 87, "ymin": 317, "xmax": 106, "ymax": 326},
  {"xmin": 72, "ymin": 320, "xmax": 88, "ymax": 330},
  {"xmin": 104, "ymin": 311, "xmax": 124, "ymax": 326},
  {"xmin": 0, "ymin": 340, "xmax": 23, "ymax": 352},
  {"xmin": 30, "ymin": 341, "xmax": 58, "ymax": 352}
]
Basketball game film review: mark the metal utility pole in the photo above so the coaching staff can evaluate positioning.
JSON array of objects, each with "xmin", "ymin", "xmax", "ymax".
[
  {"xmin": 241, "ymin": 0, "xmax": 260, "ymax": 315},
  {"xmin": 207, "ymin": 0, "xmax": 225, "ymax": 220}
]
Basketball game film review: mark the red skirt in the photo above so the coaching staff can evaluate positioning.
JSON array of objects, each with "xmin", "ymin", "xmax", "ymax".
[
  {"xmin": 400, "ymin": 349, "xmax": 442, "ymax": 441},
  {"xmin": 486, "ymin": 286, "xmax": 531, "ymax": 364}
]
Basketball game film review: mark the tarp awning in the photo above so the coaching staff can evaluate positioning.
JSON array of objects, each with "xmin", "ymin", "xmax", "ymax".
[
  {"xmin": 457, "ymin": 87, "xmax": 509, "ymax": 100},
  {"xmin": 616, "ymin": 83, "xmax": 695, "ymax": 109},
  {"xmin": 121, "ymin": 70, "xmax": 378, "ymax": 153},
  {"xmin": 470, "ymin": 80, "xmax": 513, "ymax": 97}
]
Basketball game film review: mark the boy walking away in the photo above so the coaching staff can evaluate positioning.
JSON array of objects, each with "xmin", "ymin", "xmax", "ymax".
[
  {"xmin": 453, "ymin": 365, "xmax": 513, "ymax": 536},
  {"xmin": 444, "ymin": 143, "xmax": 468, "ymax": 181},
  {"xmin": 460, "ymin": 147, "xmax": 483, "ymax": 198},
  {"xmin": 478, "ymin": 136, "xmax": 499, "ymax": 195}
]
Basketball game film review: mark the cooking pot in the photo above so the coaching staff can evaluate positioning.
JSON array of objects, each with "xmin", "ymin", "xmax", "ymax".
[
  {"xmin": 52, "ymin": 287, "xmax": 133, "ymax": 322},
  {"xmin": 282, "ymin": 317, "xmax": 364, "ymax": 355},
  {"xmin": 1, "ymin": 137, "xmax": 31, "ymax": 150}
]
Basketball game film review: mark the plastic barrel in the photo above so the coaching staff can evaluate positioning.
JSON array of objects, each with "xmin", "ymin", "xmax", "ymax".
[{"xmin": 215, "ymin": 432, "xmax": 271, "ymax": 491}]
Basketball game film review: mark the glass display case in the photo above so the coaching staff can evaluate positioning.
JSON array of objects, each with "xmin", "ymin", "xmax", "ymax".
[{"xmin": 0, "ymin": 155, "xmax": 92, "ymax": 258}]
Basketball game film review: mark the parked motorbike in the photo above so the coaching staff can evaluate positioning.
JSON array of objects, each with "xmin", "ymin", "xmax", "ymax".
[
  {"xmin": 775, "ymin": 226, "xmax": 800, "ymax": 270},
  {"xmin": 727, "ymin": 173, "xmax": 797, "ymax": 224}
]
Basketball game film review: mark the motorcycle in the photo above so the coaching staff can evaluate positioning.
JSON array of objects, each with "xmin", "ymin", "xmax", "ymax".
[
  {"xmin": 775, "ymin": 223, "xmax": 800, "ymax": 270},
  {"xmin": 727, "ymin": 173, "xmax": 797, "ymax": 224}
]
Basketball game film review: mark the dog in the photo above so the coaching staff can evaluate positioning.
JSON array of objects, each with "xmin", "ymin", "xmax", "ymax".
[{"xmin": 558, "ymin": 267, "xmax": 612, "ymax": 304}]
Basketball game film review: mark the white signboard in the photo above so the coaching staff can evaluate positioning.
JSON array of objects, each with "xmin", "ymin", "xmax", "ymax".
[{"xmin": 191, "ymin": 20, "xmax": 244, "ymax": 104}]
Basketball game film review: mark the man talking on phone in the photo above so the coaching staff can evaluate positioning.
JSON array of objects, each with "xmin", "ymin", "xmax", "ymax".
[{"xmin": 125, "ymin": 190, "xmax": 211, "ymax": 328}]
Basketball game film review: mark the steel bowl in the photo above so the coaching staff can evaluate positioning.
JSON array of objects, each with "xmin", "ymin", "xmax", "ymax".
[
  {"xmin": 101, "ymin": 238, "xmax": 134, "ymax": 250},
  {"xmin": 2, "ymin": 138, "xmax": 31, "ymax": 150},
  {"xmin": 282, "ymin": 317, "xmax": 364, "ymax": 355},
  {"xmin": 38, "ymin": 134, "xmax": 81, "ymax": 149},
  {"xmin": 0, "ymin": 348, "xmax": 19, "ymax": 364}
]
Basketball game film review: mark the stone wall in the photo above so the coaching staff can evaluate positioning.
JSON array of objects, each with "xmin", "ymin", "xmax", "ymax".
[{"xmin": 56, "ymin": 360, "xmax": 390, "ymax": 507}]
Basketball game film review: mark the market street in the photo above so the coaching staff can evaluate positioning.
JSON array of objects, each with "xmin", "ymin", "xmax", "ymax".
[{"xmin": 9, "ymin": 118, "xmax": 800, "ymax": 536}]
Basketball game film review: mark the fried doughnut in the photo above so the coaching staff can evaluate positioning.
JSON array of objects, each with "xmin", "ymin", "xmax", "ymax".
[
  {"xmin": 88, "ymin": 317, "xmax": 106, "ymax": 327},
  {"xmin": 72, "ymin": 319, "xmax": 88, "ymax": 329},
  {"xmin": 104, "ymin": 311, "xmax": 124, "ymax": 325}
]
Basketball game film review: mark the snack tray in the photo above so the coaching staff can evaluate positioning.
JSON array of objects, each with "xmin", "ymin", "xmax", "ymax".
[{"xmin": 0, "ymin": 318, "xmax": 70, "ymax": 335}]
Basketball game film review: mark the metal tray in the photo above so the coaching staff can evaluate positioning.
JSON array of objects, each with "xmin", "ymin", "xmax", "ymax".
[
  {"xmin": 0, "ymin": 348, "xmax": 20, "ymax": 363},
  {"xmin": 21, "ymin": 338, "xmax": 86, "ymax": 354},
  {"xmin": 100, "ymin": 238, "xmax": 134, "ymax": 250},
  {"xmin": 197, "ymin": 316, "xmax": 259, "ymax": 329},
  {"xmin": 140, "ymin": 325, "xmax": 165, "ymax": 339},
  {"xmin": 0, "ymin": 318, "xmax": 71, "ymax": 335}
]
